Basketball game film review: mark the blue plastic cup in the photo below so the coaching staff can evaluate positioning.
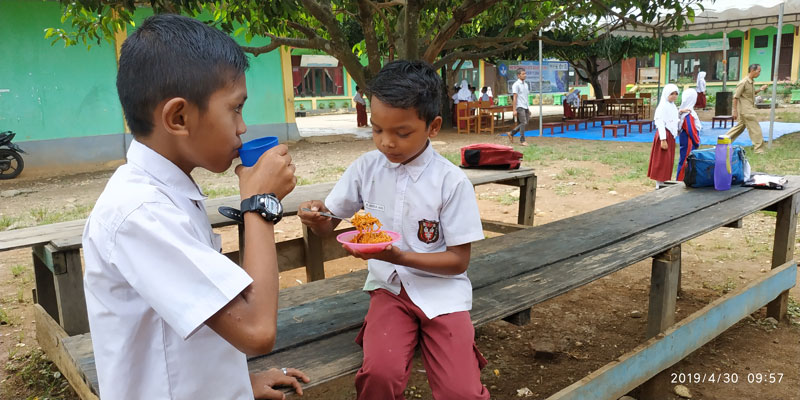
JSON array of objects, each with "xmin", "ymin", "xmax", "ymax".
[{"xmin": 238, "ymin": 136, "xmax": 279, "ymax": 167}]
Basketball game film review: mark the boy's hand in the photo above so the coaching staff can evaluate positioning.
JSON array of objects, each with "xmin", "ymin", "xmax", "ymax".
[
  {"xmin": 345, "ymin": 244, "xmax": 403, "ymax": 264},
  {"xmin": 298, "ymin": 200, "xmax": 332, "ymax": 228},
  {"xmin": 237, "ymin": 144, "xmax": 296, "ymax": 200},
  {"xmin": 251, "ymin": 368, "xmax": 310, "ymax": 399},
  {"xmin": 660, "ymin": 140, "xmax": 668, "ymax": 150}
]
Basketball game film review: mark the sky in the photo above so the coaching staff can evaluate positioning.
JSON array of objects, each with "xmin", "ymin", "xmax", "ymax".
[{"xmin": 699, "ymin": 0, "xmax": 789, "ymax": 12}]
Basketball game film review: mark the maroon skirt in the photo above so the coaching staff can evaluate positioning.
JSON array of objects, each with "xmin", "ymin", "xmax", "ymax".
[
  {"xmin": 696, "ymin": 92, "xmax": 707, "ymax": 109},
  {"xmin": 647, "ymin": 131, "xmax": 676, "ymax": 182}
]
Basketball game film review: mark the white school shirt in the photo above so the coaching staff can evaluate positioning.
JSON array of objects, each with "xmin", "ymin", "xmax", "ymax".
[
  {"xmin": 512, "ymin": 79, "xmax": 530, "ymax": 110},
  {"xmin": 82, "ymin": 140, "xmax": 254, "ymax": 400},
  {"xmin": 353, "ymin": 93, "xmax": 366, "ymax": 105},
  {"xmin": 325, "ymin": 143, "xmax": 484, "ymax": 319}
]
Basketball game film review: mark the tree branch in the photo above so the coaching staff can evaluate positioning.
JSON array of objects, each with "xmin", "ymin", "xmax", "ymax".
[
  {"xmin": 423, "ymin": 0, "xmax": 502, "ymax": 63},
  {"xmin": 373, "ymin": 0, "xmax": 407, "ymax": 8},
  {"xmin": 356, "ymin": 0, "xmax": 383, "ymax": 76},
  {"xmin": 240, "ymin": 33, "xmax": 326, "ymax": 56}
]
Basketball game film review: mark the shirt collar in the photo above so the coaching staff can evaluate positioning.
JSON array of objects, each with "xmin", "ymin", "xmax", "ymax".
[
  {"xmin": 746, "ymin": 76, "xmax": 754, "ymax": 84},
  {"xmin": 383, "ymin": 141, "xmax": 435, "ymax": 182},
  {"xmin": 126, "ymin": 140, "xmax": 206, "ymax": 201}
]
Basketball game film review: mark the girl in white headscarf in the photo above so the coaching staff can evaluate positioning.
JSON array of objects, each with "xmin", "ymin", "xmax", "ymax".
[
  {"xmin": 695, "ymin": 71, "xmax": 707, "ymax": 109},
  {"xmin": 486, "ymin": 86, "xmax": 493, "ymax": 103},
  {"xmin": 647, "ymin": 84, "xmax": 681, "ymax": 189},
  {"xmin": 454, "ymin": 80, "xmax": 473, "ymax": 129},
  {"xmin": 676, "ymin": 88, "xmax": 702, "ymax": 181}
]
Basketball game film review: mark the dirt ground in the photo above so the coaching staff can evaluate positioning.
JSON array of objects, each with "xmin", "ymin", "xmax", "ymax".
[{"xmin": 0, "ymin": 125, "xmax": 798, "ymax": 400}]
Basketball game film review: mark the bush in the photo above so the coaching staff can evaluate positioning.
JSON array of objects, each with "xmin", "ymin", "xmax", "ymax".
[
  {"xmin": 318, "ymin": 103, "xmax": 325, "ymax": 109},
  {"xmin": 328, "ymin": 101, "xmax": 336, "ymax": 109},
  {"xmin": 298, "ymin": 103, "xmax": 305, "ymax": 110},
  {"xmin": 343, "ymin": 101, "xmax": 350, "ymax": 108}
]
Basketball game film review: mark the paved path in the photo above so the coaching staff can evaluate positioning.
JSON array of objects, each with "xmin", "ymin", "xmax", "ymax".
[{"xmin": 295, "ymin": 105, "xmax": 565, "ymax": 138}]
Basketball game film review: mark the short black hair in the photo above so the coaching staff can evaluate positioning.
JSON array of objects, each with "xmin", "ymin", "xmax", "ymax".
[
  {"xmin": 355, "ymin": 85, "xmax": 360, "ymax": 91},
  {"xmin": 368, "ymin": 60, "xmax": 441, "ymax": 127},
  {"xmin": 749, "ymin": 63, "xmax": 761, "ymax": 72},
  {"xmin": 481, "ymin": 86, "xmax": 487, "ymax": 93},
  {"xmin": 117, "ymin": 14, "xmax": 249, "ymax": 137}
]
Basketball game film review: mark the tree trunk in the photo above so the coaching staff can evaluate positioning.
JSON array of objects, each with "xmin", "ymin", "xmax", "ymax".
[
  {"xmin": 589, "ymin": 76, "xmax": 604, "ymax": 100},
  {"xmin": 441, "ymin": 67, "xmax": 453, "ymax": 128}
]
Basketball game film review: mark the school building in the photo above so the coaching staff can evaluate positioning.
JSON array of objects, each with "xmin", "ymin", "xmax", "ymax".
[
  {"xmin": 613, "ymin": 2, "xmax": 800, "ymax": 99},
  {"xmin": 0, "ymin": 0, "xmax": 308, "ymax": 169}
]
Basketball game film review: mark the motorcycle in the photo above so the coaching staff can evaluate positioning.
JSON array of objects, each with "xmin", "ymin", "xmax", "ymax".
[{"xmin": 0, "ymin": 131, "xmax": 25, "ymax": 179}]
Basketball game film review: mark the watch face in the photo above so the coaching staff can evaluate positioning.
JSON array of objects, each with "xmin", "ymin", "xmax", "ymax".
[{"xmin": 261, "ymin": 195, "xmax": 282, "ymax": 215}]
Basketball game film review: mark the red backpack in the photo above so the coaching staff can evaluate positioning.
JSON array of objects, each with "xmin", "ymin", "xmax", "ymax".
[{"xmin": 460, "ymin": 143, "xmax": 523, "ymax": 170}]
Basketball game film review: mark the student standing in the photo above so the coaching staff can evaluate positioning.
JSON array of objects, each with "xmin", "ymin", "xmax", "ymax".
[
  {"xmin": 695, "ymin": 71, "xmax": 707, "ymax": 109},
  {"xmin": 676, "ymin": 88, "xmax": 702, "ymax": 181},
  {"xmin": 647, "ymin": 84, "xmax": 681, "ymax": 189},
  {"xmin": 509, "ymin": 68, "xmax": 530, "ymax": 146},
  {"xmin": 299, "ymin": 60, "xmax": 490, "ymax": 400},
  {"xmin": 354, "ymin": 85, "xmax": 368, "ymax": 127}
]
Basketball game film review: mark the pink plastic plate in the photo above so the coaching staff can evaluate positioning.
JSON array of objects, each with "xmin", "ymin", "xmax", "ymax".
[{"xmin": 336, "ymin": 230, "xmax": 401, "ymax": 254}]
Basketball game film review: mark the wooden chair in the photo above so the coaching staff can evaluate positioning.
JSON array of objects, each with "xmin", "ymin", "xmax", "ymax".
[
  {"xmin": 457, "ymin": 102, "xmax": 478, "ymax": 134},
  {"xmin": 640, "ymin": 93, "xmax": 652, "ymax": 119},
  {"xmin": 478, "ymin": 100, "xmax": 495, "ymax": 134}
]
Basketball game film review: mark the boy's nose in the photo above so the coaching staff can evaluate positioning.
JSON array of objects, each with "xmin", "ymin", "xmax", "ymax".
[{"xmin": 236, "ymin": 121, "xmax": 247, "ymax": 136}]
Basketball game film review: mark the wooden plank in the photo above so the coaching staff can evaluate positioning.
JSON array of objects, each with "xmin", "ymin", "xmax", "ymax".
[
  {"xmin": 767, "ymin": 194, "xmax": 798, "ymax": 320},
  {"xmin": 33, "ymin": 245, "xmax": 60, "ymax": 324},
  {"xmin": 480, "ymin": 219, "xmax": 529, "ymax": 234},
  {"xmin": 723, "ymin": 218, "xmax": 743, "ymax": 228},
  {"xmin": 35, "ymin": 305, "xmax": 99, "ymax": 400},
  {"xmin": 302, "ymin": 225, "xmax": 326, "ymax": 282},
  {"xmin": 645, "ymin": 246, "xmax": 680, "ymax": 338},
  {"xmin": 546, "ymin": 262, "xmax": 796, "ymax": 400},
  {"xmin": 517, "ymin": 174, "xmax": 537, "ymax": 226},
  {"xmin": 54, "ymin": 249, "xmax": 90, "ymax": 335},
  {"xmin": 0, "ymin": 169, "xmax": 536, "ymax": 252}
]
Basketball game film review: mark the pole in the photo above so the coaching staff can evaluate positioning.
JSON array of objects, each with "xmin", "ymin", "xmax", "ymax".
[
  {"xmin": 538, "ymin": 28, "xmax": 543, "ymax": 137},
  {"xmin": 723, "ymin": 30, "xmax": 728, "ymax": 91},
  {"xmin": 768, "ymin": 2, "xmax": 784, "ymax": 149},
  {"xmin": 657, "ymin": 32, "xmax": 663, "ymax": 102}
]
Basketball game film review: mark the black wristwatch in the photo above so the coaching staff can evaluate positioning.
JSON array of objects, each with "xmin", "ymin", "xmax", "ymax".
[{"xmin": 218, "ymin": 193, "xmax": 283, "ymax": 224}]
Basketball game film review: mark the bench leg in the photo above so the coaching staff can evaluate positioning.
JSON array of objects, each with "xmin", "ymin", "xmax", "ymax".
[
  {"xmin": 767, "ymin": 194, "xmax": 798, "ymax": 320},
  {"xmin": 517, "ymin": 175, "xmax": 537, "ymax": 226},
  {"xmin": 640, "ymin": 245, "xmax": 681, "ymax": 398},
  {"xmin": 32, "ymin": 245, "xmax": 89, "ymax": 336},
  {"xmin": 302, "ymin": 225, "xmax": 326, "ymax": 282},
  {"xmin": 724, "ymin": 219, "xmax": 743, "ymax": 228},
  {"xmin": 503, "ymin": 308, "xmax": 531, "ymax": 326}
]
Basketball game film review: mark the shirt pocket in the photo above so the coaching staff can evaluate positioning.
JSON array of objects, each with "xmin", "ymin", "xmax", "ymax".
[{"xmin": 406, "ymin": 217, "xmax": 445, "ymax": 252}]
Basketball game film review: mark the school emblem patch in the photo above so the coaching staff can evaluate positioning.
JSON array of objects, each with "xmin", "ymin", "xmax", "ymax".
[{"xmin": 417, "ymin": 219, "xmax": 440, "ymax": 244}]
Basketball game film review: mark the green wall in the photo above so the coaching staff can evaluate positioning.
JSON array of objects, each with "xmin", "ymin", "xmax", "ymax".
[
  {"xmin": 0, "ymin": 0, "xmax": 123, "ymax": 142},
  {"xmin": 747, "ymin": 25, "xmax": 796, "ymax": 79}
]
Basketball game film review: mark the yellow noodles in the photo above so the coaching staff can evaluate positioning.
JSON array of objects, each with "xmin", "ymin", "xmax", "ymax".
[{"xmin": 350, "ymin": 212, "xmax": 392, "ymax": 243}]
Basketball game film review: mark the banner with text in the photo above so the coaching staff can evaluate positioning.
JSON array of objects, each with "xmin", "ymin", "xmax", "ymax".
[{"xmin": 498, "ymin": 60, "xmax": 570, "ymax": 93}]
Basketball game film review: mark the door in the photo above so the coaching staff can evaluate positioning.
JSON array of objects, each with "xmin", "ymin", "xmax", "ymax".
[{"xmin": 772, "ymin": 33, "xmax": 793, "ymax": 81}]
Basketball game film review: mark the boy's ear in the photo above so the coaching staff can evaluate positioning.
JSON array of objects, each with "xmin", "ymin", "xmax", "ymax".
[
  {"xmin": 427, "ymin": 116, "xmax": 443, "ymax": 139},
  {"xmin": 161, "ymin": 97, "xmax": 191, "ymax": 137}
]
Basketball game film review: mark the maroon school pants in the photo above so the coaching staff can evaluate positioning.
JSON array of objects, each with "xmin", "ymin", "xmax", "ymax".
[
  {"xmin": 356, "ymin": 103, "xmax": 368, "ymax": 127},
  {"xmin": 355, "ymin": 287, "xmax": 489, "ymax": 400}
]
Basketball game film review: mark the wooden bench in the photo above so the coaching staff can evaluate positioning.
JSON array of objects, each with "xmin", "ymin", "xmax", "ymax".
[
  {"xmin": 51, "ymin": 178, "xmax": 799, "ymax": 399},
  {"xmin": 602, "ymin": 124, "xmax": 628, "ymax": 138},
  {"xmin": 563, "ymin": 119, "xmax": 588, "ymax": 131},
  {"xmin": 591, "ymin": 115, "xmax": 614, "ymax": 127},
  {"xmin": 712, "ymin": 115, "xmax": 734, "ymax": 129},
  {"xmin": 541, "ymin": 121, "xmax": 565, "ymax": 135},
  {"xmin": 628, "ymin": 119, "xmax": 654, "ymax": 133}
]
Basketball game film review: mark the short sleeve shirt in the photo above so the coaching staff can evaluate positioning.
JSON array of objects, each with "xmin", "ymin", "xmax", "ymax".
[
  {"xmin": 734, "ymin": 77, "xmax": 756, "ymax": 114},
  {"xmin": 325, "ymin": 143, "xmax": 484, "ymax": 319},
  {"xmin": 353, "ymin": 93, "xmax": 366, "ymax": 105},
  {"xmin": 82, "ymin": 140, "xmax": 254, "ymax": 400},
  {"xmin": 512, "ymin": 79, "xmax": 530, "ymax": 110}
]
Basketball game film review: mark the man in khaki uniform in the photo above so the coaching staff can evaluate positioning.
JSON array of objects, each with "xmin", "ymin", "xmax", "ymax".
[{"xmin": 726, "ymin": 64, "xmax": 769, "ymax": 153}]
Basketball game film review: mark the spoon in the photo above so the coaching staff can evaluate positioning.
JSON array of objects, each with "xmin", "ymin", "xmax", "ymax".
[{"xmin": 301, "ymin": 208, "xmax": 351, "ymax": 223}]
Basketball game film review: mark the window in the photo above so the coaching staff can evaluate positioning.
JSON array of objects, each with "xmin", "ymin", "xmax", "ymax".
[
  {"xmin": 290, "ymin": 55, "xmax": 344, "ymax": 97},
  {"xmin": 668, "ymin": 37, "xmax": 741, "ymax": 83},
  {"xmin": 753, "ymin": 35, "xmax": 769, "ymax": 48}
]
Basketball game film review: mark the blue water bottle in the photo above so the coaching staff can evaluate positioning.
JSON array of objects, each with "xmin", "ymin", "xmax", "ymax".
[{"xmin": 714, "ymin": 135, "xmax": 732, "ymax": 191}]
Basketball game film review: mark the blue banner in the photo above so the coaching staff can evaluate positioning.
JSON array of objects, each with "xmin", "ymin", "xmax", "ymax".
[{"xmin": 501, "ymin": 60, "xmax": 570, "ymax": 94}]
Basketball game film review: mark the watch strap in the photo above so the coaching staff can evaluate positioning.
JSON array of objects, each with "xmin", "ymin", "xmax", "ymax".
[{"xmin": 218, "ymin": 206, "xmax": 243, "ymax": 223}]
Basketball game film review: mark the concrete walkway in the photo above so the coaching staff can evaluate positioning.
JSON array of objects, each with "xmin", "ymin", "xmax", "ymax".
[{"xmin": 295, "ymin": 105, "xmax": 565, "ymax": 138}]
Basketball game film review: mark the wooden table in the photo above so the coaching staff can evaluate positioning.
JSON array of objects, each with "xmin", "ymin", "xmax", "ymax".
[
  {"xmin": 57, "ymin": 179, "xmax": 799, "ymax": 399},
  {"xmin": 479, "ymin": 105, "xmax": 514, "ymax": 130},
  {"xmin": 628, "ymin": 120, "xmax": 654, "ymax": 133}
]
